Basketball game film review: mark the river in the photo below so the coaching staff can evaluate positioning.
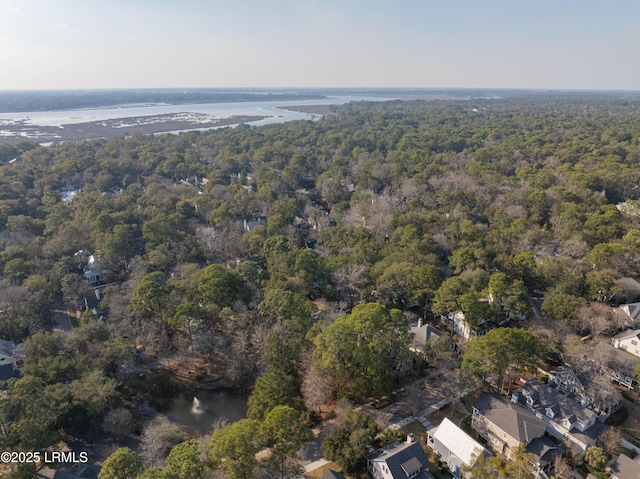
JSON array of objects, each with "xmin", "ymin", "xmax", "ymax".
[{"xmin": 1, "ymin": 95, "xmax": 387, "ymax": 128}]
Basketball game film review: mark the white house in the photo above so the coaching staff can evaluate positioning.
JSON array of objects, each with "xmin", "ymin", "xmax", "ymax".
[
  {"xmin": 440, "ymin": 311, "xmax": 495, "ymax": 340},
  {"xmin": 513, "ymin": 379, "xmax": 602, "ymax": 453},
  {"xmin": 243, "ymin": 216, "xmax": 267, "ymax": 232},
  {"xmin": 427, "ymin": 418, "xmax": 488, "ymax": 478},
  {"xmin": 612, "ymin": 329, "xmax": 640, "ymax": 358},
  {"xmin": 548, "ymin": 366, "xmax": 621, "ymax": 420}
]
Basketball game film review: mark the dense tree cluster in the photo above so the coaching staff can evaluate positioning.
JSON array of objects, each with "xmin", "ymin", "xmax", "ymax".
[{"xmin": 2, "ymin": 93, "xmax": 640, "ymax": 468}]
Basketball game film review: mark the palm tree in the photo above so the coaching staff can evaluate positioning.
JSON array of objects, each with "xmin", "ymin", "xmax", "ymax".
[{"xmin": 584, "ymin": 446, "xmax": 607, "ymax": 470}]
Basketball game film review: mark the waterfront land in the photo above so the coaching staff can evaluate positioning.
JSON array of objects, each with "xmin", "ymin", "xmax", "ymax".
[{"xmin": 0, "ymin": 113, "xmax": 267, "ymax": 143}]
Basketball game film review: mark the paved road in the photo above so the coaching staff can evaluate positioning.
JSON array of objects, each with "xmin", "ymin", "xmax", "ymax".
[
  {"xmin": 53, "ymin": 300, "xmax": 71, "ymax": 332},
  {"xmin": 297, "ymin": 417, "xmax": 337, "ymax": 467}
]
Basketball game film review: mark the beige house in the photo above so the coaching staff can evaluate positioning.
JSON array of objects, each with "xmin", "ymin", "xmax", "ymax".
[
  {"xmin": 609, "ymin": 453, "xmax": 640, "ymax": 479},
  {"xmin": 612, "ymin": 329, "xmax": 640, "ymax": 358},
  {"xmin": 472, "ymin": 393, "xmax": 563, "ymax": 478},
  {"xmin": 472, "ymin": 393, "xmax": 546, "ymax": 460}
]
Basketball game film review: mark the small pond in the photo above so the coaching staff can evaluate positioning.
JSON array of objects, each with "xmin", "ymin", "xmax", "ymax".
[{"xmin": 153, "ymin": 390, "xmax": 248, "ymax": 433}]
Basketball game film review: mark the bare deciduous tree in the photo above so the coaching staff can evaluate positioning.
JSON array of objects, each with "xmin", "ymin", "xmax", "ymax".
[
  {"xmin": 553, "ymin": 455, "xmax": 571, "ymax": 479},
  {"xmin": 333, "ymin": 263, "xmax": 368, "ymax": 304},
  {"xmin": 563, "ymin": 337, "xmax": 622, "ymax": 415},
  {"xmin": 140, "ymin": 416, "xmax": 186, "ymax": 467},
  {"xmin": 574, "ymin": 302, "xmax": 615, "ymax": 338},
  {"xmin": 224, "ymin": 330, "xmax": 257, "ymax": 387},
  {"xmin": 599, "ymin": 426, "xmax": 624, "ymax": 456},
  {"xmin": 301, "ymin": 360, "xmax": 333, "ymax": 413}
]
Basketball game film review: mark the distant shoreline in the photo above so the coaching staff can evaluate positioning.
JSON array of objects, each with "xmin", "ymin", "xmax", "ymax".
[
  {"xmin": 0, "ymin": 113, "xmax": 267, "ymax": 144},
  {"xmin": 278, "ymin": 104, "xmax": 335, "ymax": 116},
  {"xmin": 0, "ymin": 91, "xmax": 326, "ymax": 114}
]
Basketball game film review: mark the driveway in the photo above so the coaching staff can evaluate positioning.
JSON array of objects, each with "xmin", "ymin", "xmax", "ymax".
[{"xmin": 362, "ymin": 369, "xmax": 467, "ymax": 427}]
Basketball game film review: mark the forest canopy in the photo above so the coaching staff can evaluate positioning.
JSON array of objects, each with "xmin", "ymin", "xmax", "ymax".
[{"xmin": 2, "ymin": 93, "xmax": 640, "ymax": 455}]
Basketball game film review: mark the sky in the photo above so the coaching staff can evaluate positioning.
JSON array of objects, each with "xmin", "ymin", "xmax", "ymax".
[{"xmin": 0, "ymin": 0, "xmax": 639, "ymax": 91}]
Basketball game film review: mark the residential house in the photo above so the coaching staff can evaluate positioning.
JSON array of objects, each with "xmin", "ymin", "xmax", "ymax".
[
  {"xmin": 613, "ymin": 277, "xmax": 640, "ymax": 304},
  {"xmin": 617, "ymin": 302, "xmax": 640, "ymax": 325},
  {"xmin": 366, "ymin": 435, "xmax": 434, "ymax": 479},
  {"xmin": 60, "ymin": 185, "xmax": 80, "ymax": 203},
  {"xmin": 472, "ymin": 393, "xmax": 563, "ymax": 478},
  {"xmin": 0, "ymin": 338, "xmax": 23, "ymax": 381},
  {"xmin": 605, "ymin": 347, "xmax": 637, "ymax": 390},
  {"xmin": 440, "ymin": 311, "xmax": 496, "ymax": 340},
  {"xmin": 612, "ymin": 329, "xmax": 640, "ymax": 358},
  {"xmin": 410, "ymin": 321, "xmax": 451, "ymax": 353},
  {"xmin": 513, "ymin": 379, "xmax": 601, "ymax": 453},
  {"xmin": 321, "ymin": 470, "xmax": 347, "ymax": 479},
  {"xmin": 243, "ymin": 216, "xmax": 267, "ymax": 232},
  {"xmin": 609, "ymin": 453, "xmax": 640, "ymax": 479},
  {"xmin": 75, "ymin": 250, "xmax": 109, "ymax": 286},
  {"xmin": 548, "ymin": 367, "xmax": 621, "ymax": 420},
  {"xmin": 427, "ymin": 417, "xmax": 488, "ymax": 478},
  {"xmin": 0, "ymin": 354, "xmax": 18, "ymax": 381},
  {"xmin": 50, "ymin": 464, "xmax": 101, "ymax": 479}
]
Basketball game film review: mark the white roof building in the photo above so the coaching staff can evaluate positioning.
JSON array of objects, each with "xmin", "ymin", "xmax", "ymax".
[{"xmin": 427, "ymin": 418, "xmax": 487, "ymax": 479}]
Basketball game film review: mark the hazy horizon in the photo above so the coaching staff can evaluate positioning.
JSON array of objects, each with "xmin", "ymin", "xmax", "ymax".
[
  {"xmin": 1, "ymin": 87, "xmax": 640, "ymax": 93},
  {"xmin": 1, "ymin": 0, "xmax": 639, "ymax": 91}
]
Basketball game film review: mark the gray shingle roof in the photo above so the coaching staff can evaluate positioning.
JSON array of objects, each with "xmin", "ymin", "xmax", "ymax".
[
  {"xmin": 0, "ymin": 362, "xmax": 16, "ymax": 381},
  {"xmin": 473, "ymin": 392, "xmax": 505, "ymax": 413},
  {"xmin": 474, "ymin": 393, "xmax": 546, "ymax": 444},
  {"xmin": 610, "ymin": 453, "xmax": 640, "ymax": 479},
  {"xmin": 367, "ymin": 440, "xmax": 430, "ymax": 479},
  {"xmin": 410, "ymin": 324, "xmax": 447, "ymax": 349},
  {"xmin": 322, "ymin": 470, "xmax": 347, "ymax": 479},
  {"xmin": 0, "ymin": 338, "xmax": 15, "ymax": 357},
  {"xmin": 519, "ymin": 379, "xmax": 596, "ymax": 427},
  {"xmin": 526, "ymin": 436, "xmax": 564, "ymax": 468},
  {"xmin": 612, "ymin": 329, "xmax": 640, "ymax": 341},
  {"xmin": 620, "ymin": 302, "xmax": 640, "ymax": 322}
]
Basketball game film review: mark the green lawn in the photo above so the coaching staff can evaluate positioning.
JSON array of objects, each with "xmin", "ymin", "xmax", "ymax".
[
  {"xmin": 426, "ymin": 402, "xmax": 468, "ymax": 431},
  {"xmin": 400, "ymin": 420, "xmax": 428, "ymax": 444}
]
